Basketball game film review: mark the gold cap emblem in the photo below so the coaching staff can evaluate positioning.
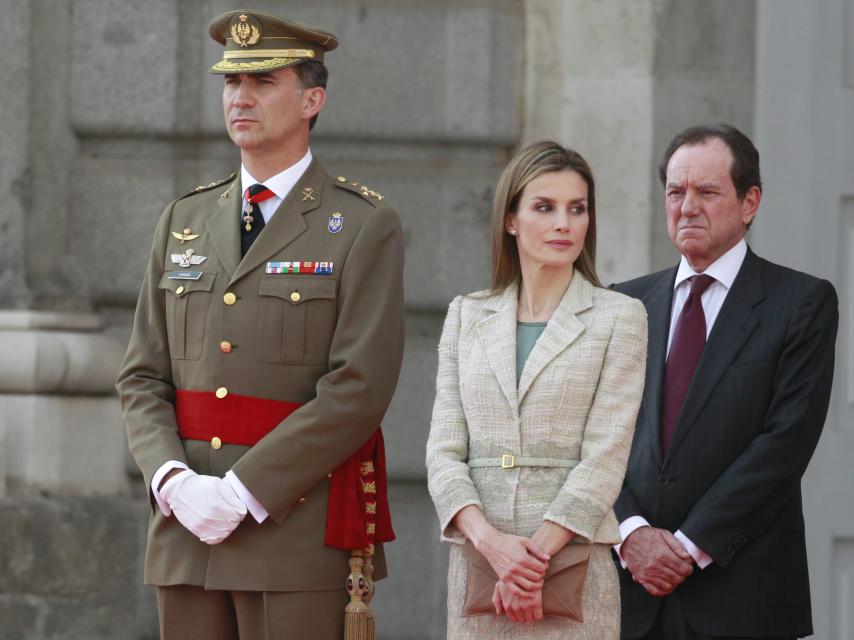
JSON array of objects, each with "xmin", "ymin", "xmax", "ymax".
[{"xmin": 230, "ymin": 14, "xmax": 262, "ymax": 48}]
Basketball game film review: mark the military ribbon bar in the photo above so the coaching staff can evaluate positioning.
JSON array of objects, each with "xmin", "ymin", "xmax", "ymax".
[{"xmin": 266, "ymin": 261, "xmax": 334, "ymax": 274}]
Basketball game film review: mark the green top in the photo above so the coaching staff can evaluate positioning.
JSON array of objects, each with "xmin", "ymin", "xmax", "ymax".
[{"xmin": 516, "ymin": 321, "xmax": 547, "ymax": 386}]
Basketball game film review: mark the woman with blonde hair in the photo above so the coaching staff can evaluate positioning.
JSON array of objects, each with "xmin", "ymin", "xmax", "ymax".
[{"xmin": 426, "ymin": 141, "xmax": 647, "ymax": 638}]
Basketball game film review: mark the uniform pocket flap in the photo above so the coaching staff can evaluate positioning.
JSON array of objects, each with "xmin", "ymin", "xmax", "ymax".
[
  {"xmin": 158, "ymin": 272, "xmax": 217, "ymax": 294},
  {"xmin": 258, "ymin": 277, "xmax": 336, "ymax": 305}
]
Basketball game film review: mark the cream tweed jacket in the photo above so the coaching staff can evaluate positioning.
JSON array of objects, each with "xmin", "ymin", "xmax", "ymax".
[{"xmin": 426, "ymin": 273, "xmax": 647, "ymax": 639}]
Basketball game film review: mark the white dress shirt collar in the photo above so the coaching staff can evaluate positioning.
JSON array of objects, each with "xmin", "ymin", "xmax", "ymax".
[
  {"xmin": 673, "ymin": 237, "xmax": 748, "ymax": 292},
  {"xmin": 240, "ymin": 148, "xmax": 313, "ymax": 200}
]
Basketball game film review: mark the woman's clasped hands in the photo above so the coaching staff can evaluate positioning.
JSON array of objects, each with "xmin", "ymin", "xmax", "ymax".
[{"xmin": 478, "ymin": 530, "xmax": 550, "ymax": 623}]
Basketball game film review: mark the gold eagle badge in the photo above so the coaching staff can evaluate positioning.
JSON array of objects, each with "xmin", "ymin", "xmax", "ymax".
[{"xmin": 230, "ymin": 14, "xmax": 261, "ymax": 48}]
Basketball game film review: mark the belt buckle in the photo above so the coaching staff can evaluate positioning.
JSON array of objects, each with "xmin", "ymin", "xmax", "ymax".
[{"xmin": 501, "ymin": 454, "xmax": 515, "ymax": 469}]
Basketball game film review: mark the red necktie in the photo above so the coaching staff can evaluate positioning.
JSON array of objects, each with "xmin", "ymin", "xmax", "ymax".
[
  {"xmin": 241, "ymin": 184, "xmax": 275, "ymax": 256},
  {"xmin": 661, "ymin": 274, "xmax": 716, "ymax": 452}
]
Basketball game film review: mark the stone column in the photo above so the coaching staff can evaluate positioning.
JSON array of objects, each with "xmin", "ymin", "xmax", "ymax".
[
  {"xmin": 0, "ymin": 2, "xmax": 144, "ymax": 637},
  {"xmin": 522, "ymin": 0, "xmax": 659, "ymax": 283},
  {"xmin": 0, "ymin": 0, "xmax": 32, "ymax": 307}
]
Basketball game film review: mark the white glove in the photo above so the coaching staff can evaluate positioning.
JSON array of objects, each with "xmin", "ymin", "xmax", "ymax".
[{"xmin": 160, "ymin": 469, "xmax": 248, "ymax": 545}]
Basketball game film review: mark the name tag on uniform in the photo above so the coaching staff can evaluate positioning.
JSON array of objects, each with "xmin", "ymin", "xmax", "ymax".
[
  {"xmin": 266, "ymin": 261, "xmax": 333, "ymax": 275},
  {"xmin": 167, "ymin": 271, "xmax": 203, "ymax": 280}
]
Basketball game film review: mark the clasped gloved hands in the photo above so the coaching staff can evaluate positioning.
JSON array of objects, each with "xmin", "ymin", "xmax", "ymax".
[{"xmin": 160, "ymin": 469, "xmax": 247, "ymax": 544}]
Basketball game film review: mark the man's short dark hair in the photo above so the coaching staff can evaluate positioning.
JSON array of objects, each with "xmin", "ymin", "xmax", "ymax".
[
  {"xmin": 658, "ymin": 123, "xmax": 762, "ymax": 200},
  {"xmin": 293, "ymin": 61, "xmax": 328, "ymax": 131}
]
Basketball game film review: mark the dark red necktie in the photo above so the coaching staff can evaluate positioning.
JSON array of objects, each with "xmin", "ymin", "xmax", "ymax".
[
  {"xmin": 241, "ymin": 184, "xmax": 275, "ymax": 256},
  {"xmin": 661, "ymin": 274, "xmax": 716, "ymax": 452}
]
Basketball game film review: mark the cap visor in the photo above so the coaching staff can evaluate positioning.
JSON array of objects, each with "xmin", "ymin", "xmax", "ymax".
[{"xmin": 210, "ymin": 57, "xmax": 302, "ymax": 74}]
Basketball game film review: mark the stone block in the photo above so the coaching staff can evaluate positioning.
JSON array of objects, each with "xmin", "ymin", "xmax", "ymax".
[
  {"xmin": 69, "ymin": 0, "xmax": 178, "ymax": 135},
  {"xmin": 526, "ymin": 0, "xmax": 656, "ymax": 76},
  {"xmin": 314, "ymin": 141, "xmax": 503, "ymax": 310},
  {"xmin": 199, "ymin": 0, "xmax": 523, "ymax": 143},
  {"xmin": 374, "ymin": 482, "xmax": 449, "ymax": 640},
  {"xmin": 654, "ymin": 0, "xmax": 756, "ymax": 75},
  {"xmin": 384, "ymin": 312, "xmax": 443, "ymax": 480},
  {"xmin": 0, "ymin": 0, "xmax": 31, "ymax": 306},
  {"xmin": 1, "ymin": 395, "xmax": 128, "ymax": 497},
  {"xmin": 0, "ymin": 312, "xmax": 125, "ymax": 394},
  {"xmin": 0, "ymin": 595, "xmax": 43, "ymax": 639},
  {"xmin": 68, "ymin": 148, "xmax": 181, "ymax": 305},
  {"xmin": 0, "ymin": 497, "xmax": 137, "ymax": 594},
  {"xmin": 0, "ymin": 497, "xmax": 147, "ymax": 639}
]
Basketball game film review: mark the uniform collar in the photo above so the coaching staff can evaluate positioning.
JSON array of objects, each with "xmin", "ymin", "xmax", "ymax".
[
  {"xmin": 240, "ymin": 148, "xmax": 313, "ymax": 199},
  {"xmin": 674, "ymin": 237, "xmax": 747, "ymax": 291}
]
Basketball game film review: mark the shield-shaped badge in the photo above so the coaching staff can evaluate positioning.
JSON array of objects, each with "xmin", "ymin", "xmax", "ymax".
[{"xmin": 328, "ymin": 212, "xmax": 343, "ymax": 234}]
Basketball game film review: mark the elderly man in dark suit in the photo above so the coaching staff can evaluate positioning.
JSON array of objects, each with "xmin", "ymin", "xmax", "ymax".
[{"xmin": 613, "ymin": 123, "xmax": 838, "ymax": 640}]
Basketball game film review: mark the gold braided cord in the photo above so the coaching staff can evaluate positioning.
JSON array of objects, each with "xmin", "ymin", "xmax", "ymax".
[
  {"xmin": 211, "ymin": 57, "xmax": 299, "ymax": 72},
  {"xmin": 224, "ymin": 48, "xmax": 316, "ymax": 59}
]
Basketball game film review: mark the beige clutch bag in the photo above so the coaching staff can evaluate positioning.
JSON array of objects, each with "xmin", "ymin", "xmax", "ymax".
[{"xmin": 461, "ymin": 540, "xmax": 591, "ymax": 621}]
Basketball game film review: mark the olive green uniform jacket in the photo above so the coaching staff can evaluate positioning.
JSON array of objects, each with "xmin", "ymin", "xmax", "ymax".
[{"xmin": 117, "ymin": 158, "xmax": 405, "ymax": 591}]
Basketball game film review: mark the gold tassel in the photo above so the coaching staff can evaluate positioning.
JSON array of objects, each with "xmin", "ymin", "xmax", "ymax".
[
  {"xmin": 344, "ymin": 551, "xmax": 369, "ymax": 640},
  {"xmin": 363, "ymin": 547, "xmax": 376, "ymax": 640}
]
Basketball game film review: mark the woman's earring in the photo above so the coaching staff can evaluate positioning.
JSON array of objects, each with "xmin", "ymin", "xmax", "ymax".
[{"xmin": 508, "ymin": 229, "xmax": 517, "ymax": 235}]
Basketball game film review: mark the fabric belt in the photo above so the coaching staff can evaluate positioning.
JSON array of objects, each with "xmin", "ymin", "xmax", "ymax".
[
  {"xmin": 175, "ymin": 389, "xmax": 301, "ymax": 446},
  {"xmin": 468, "ymin": 454, "xmax": 580, "ymax": 470},
  {"xmin": 173, "ymin": 389, "xmax": 394, "ymax": 549}
]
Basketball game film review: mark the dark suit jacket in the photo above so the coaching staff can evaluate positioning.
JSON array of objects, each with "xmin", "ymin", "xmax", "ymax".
[{"xmin": 613, "ymin": 248, "xmax": 838, "ymax": 638}]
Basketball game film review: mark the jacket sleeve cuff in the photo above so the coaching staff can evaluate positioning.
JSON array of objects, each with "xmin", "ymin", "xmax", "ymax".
[
  {"xmin": 225, "ymin": 470, "xmax": 269, "ymax": 524},
  {"xmin": 150, "ymin": 460, "xmax": 189, "ymax": 516},
  {"xmin": 543, "ymin": 493, "xmax": 609, "ymax": 543}
]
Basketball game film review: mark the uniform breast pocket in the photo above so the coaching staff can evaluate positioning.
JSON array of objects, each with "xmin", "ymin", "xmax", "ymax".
[
  {"xmin": 159, "ymin": 272, "xmax": 217, "ymax": 361},
  {"xmin": 255, "ymin": 277, "xmax": 337, "ymax": 365}
]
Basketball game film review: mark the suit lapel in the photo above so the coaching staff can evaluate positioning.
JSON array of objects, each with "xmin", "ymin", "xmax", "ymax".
[
  {"xmin": 517, "ymin": 273, "xmax": 592, "ymax": 404},
  {"xmin": 477, "ymin": 283, "xmax": 519, "ymax": 412},
  {"xmin": 229, "ymin": 159, "xmax": 326, "ymax": 286},
  {"xmin": 641, "ymin": 268, "xmax": 677, "ymax": 467},
  {"xmin": 664, "ymin": 250, "xmax": 764, "ymax": 464},
  {"xmin": 205, "ymin": 177, "xmax": 242, "ymax": 279}
]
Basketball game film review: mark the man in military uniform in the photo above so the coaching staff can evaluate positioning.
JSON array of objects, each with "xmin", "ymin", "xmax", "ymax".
[{"xmin": 116, "ymin": 10, "xmax": 405, "ymax": 639}]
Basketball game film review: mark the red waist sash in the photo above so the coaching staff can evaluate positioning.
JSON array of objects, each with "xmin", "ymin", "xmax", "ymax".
[{"xmin": 174, "ymin": 389, "xmax": 394, "ymax": 550}]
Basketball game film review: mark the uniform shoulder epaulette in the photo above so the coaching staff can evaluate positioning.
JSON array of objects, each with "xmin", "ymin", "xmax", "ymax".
[
  {"xmin": 178, "ymin": 172, "xmax": 238, "ymax": 201},
  {"xmin": 333, "ymin": 175, "xmax": 385, "ymax": 207}
]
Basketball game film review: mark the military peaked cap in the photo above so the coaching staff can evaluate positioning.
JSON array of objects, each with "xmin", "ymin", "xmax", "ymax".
[{"xmin": 209, "ymin": 10, "xmax": 338, "ymax": 74}]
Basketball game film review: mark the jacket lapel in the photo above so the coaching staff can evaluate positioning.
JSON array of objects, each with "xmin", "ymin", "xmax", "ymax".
[
  {"xmin": 641, "ymin": 268, "xmax": 678, "ymax": 467},
  {"xmin": 517, "ymin": 272, "xmax": 592, "ymax": 404},
  {"xmin": 664, "ymin": 249, "xmax": 764, "ymax": 465},
  {"xmin": 228, "ymin": 159, "xmax": 326, "ymax": 286},
  {"xmin": 205, "ymin": 177, "xmax": 242, "ymax": 279},
  {"xmin": 477, "ymin": 283, "xmax": 519, "ymax": 412}
]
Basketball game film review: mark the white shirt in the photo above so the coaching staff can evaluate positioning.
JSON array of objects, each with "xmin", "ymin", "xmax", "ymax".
[
  {"xmin": 151, "ymin": 149, "xmax": 314, "ymax": 524},
  {"xmin": 616, "ymin": 238, "xmax": 748, "ymax": 570},
  {"xmin": 240, "ymin": 148, "xmax": 313, "ymax": 223}
]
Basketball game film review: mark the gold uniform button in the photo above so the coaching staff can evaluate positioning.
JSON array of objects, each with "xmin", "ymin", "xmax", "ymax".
[
  {"xmin": 290, "ymin": 291, "xmax": 301, "ymax": 303},
  {"xmin": 220, "ymin": 340, "xmax": 232, "ymax": 353},
  {"xmin": 223, "ymin": 292, "xmax": 237, "ymax": 305},
  {"xmin": 215, "ymin": 386, "xmax": 228, "ymax": 399},
  {"xmin": 297, "ymin": 497, "xmax": 307, "ymax": 505},
  {"xmin": 211, "ymin": 437, "xmax": 222, "ymax": 450},
  {"xmin": 175, "ymin": 286, "xmax": 185, "ymax": 296},
  {"xmin": 336, "ymin": 176, "xmax": 347, "ymax": 183}
]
